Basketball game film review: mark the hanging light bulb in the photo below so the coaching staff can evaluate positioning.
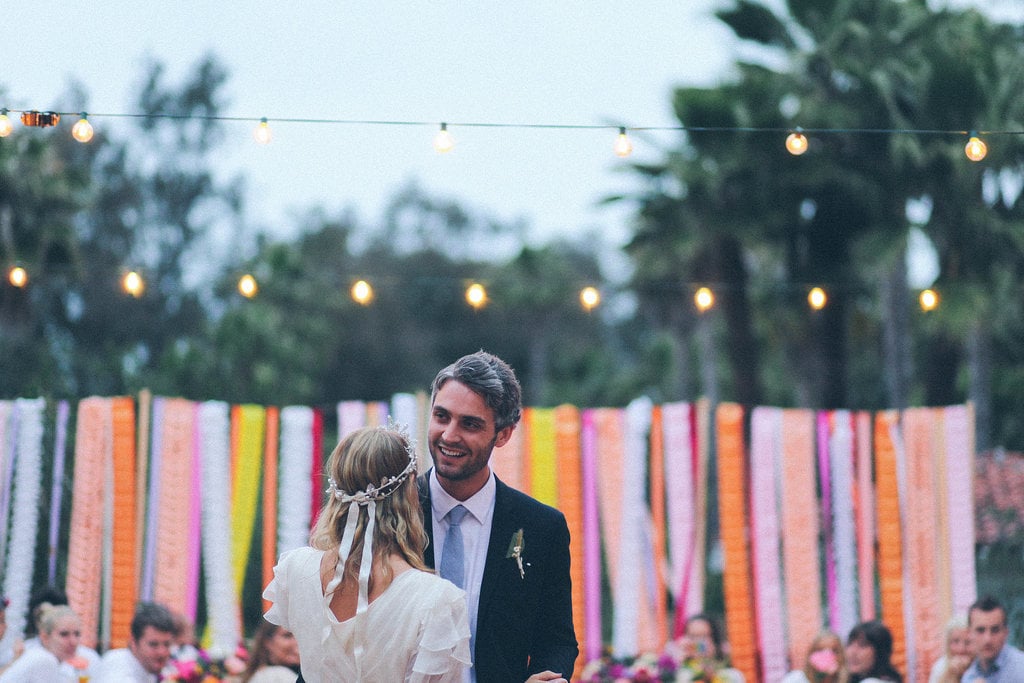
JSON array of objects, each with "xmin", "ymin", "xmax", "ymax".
[
  {"xmin": 808, "ymin": 286, "xmax": 827, "ymax": 310},
  {"xmin": 964, "ymin": 133, "xmax": 987, "ymax": 162},
  {"xmin": 238, "ymin": 273, "xmax": 258, "ymax": 298},
  {"xmin": 919, "ymin": 288, "xmax": 939, "ymax": 311},
  {"xmin": 433, "ymin": 123, "xmax": 455, "ymax": 153},
  {"xmin": 122, "ymin": 270, "xmax": 145, "ymax": 298},
  {"xmin": 465, "ymin": 282, "xmax": 487, "ymax": 309},
  {"xmin": 0, "ymin": 109, "xmax": 13, "ymax": 137},
  {"xmin": 253, "ymin": 117, "xmax": 272, "ymax": 144},
  {"xmin": 694, "ymin": 286, "xmax": 715, "ymax": 313},
  {"xmin": 71, "ymin": 113, "xmax": 94, "ymax": 143},
  {"xmin": 351, "ymin": 279, "xmax": 374, "ymax": 305},
  {"xmin": 785, "ymin": 130, "xmax": 808, "ymax": 155},
  {"xmin": 613, "ymin": 127, "xmax": 633, "ymax": 157},
  {"xmin": 580, "ymin": 286, "xmax": 601, "ymax": 310},
  {"xmin": 8, "ymin": 266, "xmax": 28, "ymax": 288}
]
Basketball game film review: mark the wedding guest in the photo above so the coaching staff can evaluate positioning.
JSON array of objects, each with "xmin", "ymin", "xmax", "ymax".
[
  {"xmin": 781, "ymin": 630, "xmax": 848, "ymax": 683},
  {"xmin": 926, "ymin": 617, "xmax": 972, "ymax": 683},
  {"xmin": 94, "ymin": 602, "xmax": 176, "ymax": 682},
  {"xmin": 845, "ymin": 621, "xmax": 902, "ymax": 683},
  {"xmin": 0, "ymin": 603, "xmax": 82, "ymax": 682},
  {"xmin": 671, "ymin": 613, "xmax": 745, "ymax": 682},
  {"xmin": 962, "ymin": 594, "xmax": 1024, "ymax": 682},
  {"xmin": 418, "ymin": 351, "xmax": 578, "ymax": 683},
  {"xmin": 240, "ymin": 620, "xmax": 301, "ymax": 683},
  {"xmin": 265, "ymin": 423, "xmax": 471, "ymax": 682},
  {"xmin": 21, "ymin": 586, "xmax": 100, "ymax": 678}
]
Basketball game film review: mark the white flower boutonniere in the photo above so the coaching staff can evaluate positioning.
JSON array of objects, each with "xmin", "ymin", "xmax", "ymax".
[{"xmin": 505, "ymin": 528, "xmax": 526, "ymax": 578}]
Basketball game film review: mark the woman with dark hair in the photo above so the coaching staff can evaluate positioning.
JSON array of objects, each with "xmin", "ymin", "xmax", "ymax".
[
  {"xmin": 672, "ymin": 613, "xmax": 745, "ymax": 682},
  {"xmin": 845, "ymin": 621, "xmax": 903, "ymax": 683},
  {"xmin": 241, "ymin": 620, "xmax": 301, "ymax": 683}
]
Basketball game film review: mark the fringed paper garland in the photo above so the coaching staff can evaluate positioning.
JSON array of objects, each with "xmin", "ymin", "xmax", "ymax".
[
  {"xmin": 614, "ymin": 397, "xmax": 655, "ymax": 655},
  {"xmin": 109, "ymin": 396, "xmax": 138, "ymax": 649},
  {"xmin": 1, "ymin": 399, "xmax": 45, "ymax": 646},
  {"xmin": 0, "ymin": 401, "xmax": 18, "ymax": 574},
  {"xmin": 749, "ymin": 407, "xmax": 786, "ymax": 683},
  {"xmin": 903, "ymin": 408, "xmax": 941, "ymax": 683},
  {"xmin": 527, "ymin": 408, "xmax": 557, "ymax": 507},
  {"xmin": 337, "ymin": 400, "xmax": 366, "ymax": 442},
  {"xmin": 278, "ymin": 406, "xmax": 315, "ymax": 554},
  {"xmin": 829, "ymin": 410, "xmax": 858, "ymax": 641},
  {"xmin": 554, "ymin": 405, "xmax": 585, "ymax": 682},
  {"xmin": 262, "ymin": 407, "xmax": 280, "ymax": 613},
  {"xmin": 780, "ymin": 409, "xmax": 822, "ymax": 672},
  {"xmin": 66, "ymin": 397, "xmax": 111, "ymax": 649},
  {"xmin": 662, "ymin": 401, "xmax": 696, "ymax": 634},
  {"xmin": 580, "ymin": 409, "xmax": 602, "ymax": 664},
  {"xmin": 874, "ymin": 411, "xmax": 906, "ymax": 676},
  {"xmin": 231, "ymin": 405, "xmax": 266, "ymax": 596},
  {"xmin": 187, "ymin": 402, "xmax": 203, "ymax": 622},
  {"xmin": 141, "ymin": 397, "xmax": 165, "ymax": 602},
  {"xmin": 944, "ymin": 405, "xmax": 976, "ymax": 617},
  {"xmin": 648, "ymin": 405, "xmax": 669, "ymax": 650},
  {"xmin": 593, "ymin": 408, "xmax": 626, "ymax": 654},
  {"xmin": 47, "ymin": 400, "xmax": 70, "ymax": 584},
  {"xmin": 389, "ymin": 393, "xmax": 425, "ymax": 472},
  {"xmin": 491, "ymin": 414, "xmax": 524, "ymax": 491},
  {"xmin": 854, "ymin": 411, "xmax": 876, "ymax": 621},
  {"xmin": 152, "ymin": 399, "xmax": 195, "ymax": 632},
  {"xmin": 135, "ymin": 390, "xmax": 152, "ymax": 593},
  {"xmin": 691, "ymin": 399, "xmax": 710, "ymax": 624},
  {"xmin": 716, "ymin": 403, "xmax": 755, "ymax": 683},
  {"xmin": 310, "ymin": 409, "xmax": 324, "ymax": 527},
  {"xmin": 198, "ymin": 401, "xmax": 241, "ymax": 656}
]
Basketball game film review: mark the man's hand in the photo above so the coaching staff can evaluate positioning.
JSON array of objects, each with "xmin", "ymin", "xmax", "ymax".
[{"xmin": 526, "ymin": 672, "xmax": 567, "ymax": 683}]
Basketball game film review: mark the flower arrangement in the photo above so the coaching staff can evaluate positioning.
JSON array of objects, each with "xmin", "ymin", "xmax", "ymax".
[
  {"xmin": 160, "ymin": 645, "xmax": 248, "ymax": 683},
  {"xmin": 578, "ymin": 641, "xmax": 734, "ymax": 683}
]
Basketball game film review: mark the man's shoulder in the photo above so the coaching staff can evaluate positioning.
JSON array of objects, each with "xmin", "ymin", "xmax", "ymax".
[{"xmin": 495, "ymin": 478, "xmax": 567, "ymax": 523}]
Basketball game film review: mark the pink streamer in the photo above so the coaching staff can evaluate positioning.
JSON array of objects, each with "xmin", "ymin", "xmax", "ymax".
[
  {"xmin": 817, "ymin": 411, "xmax": 839, "ymax": 632},
  {"xmin": 855, "ymin": 411, "xmax": 876, "ymax": 621},
  {"xmin": 186, "ymin": 402, "xmax": 203, "ymax": 621},
  {"xmin": 580, "ymin": 409, "xmax": 602, "ymax": 663},
  {"xmin": 944, "ymin": 405, "xmax": 976, "ymax": 617},
  {"xmin": 662, "ymin": 402, "xmax": 695, "ymax": 631},
  {"xmin": 749, "ymin": 408, "xmax": 787, "ymax": 682}
]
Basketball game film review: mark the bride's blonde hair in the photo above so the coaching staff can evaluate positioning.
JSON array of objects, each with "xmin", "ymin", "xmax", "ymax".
[{"xmin": 310, "ymin": 425, "xmax": 428, "ymax": 589}]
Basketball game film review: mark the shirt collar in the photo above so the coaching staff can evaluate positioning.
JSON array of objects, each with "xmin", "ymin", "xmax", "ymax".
[{"xmin": 429, "ymin": 468, "xmax": 495, "ymax": 524}]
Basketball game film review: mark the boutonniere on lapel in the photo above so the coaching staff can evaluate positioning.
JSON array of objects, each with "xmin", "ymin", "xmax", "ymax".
[{"xmin": 505, "ymin": 528, "xmax": 526, "ymax": 578}]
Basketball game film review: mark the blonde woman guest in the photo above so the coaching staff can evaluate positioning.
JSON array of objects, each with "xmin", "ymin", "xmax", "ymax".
[
  {"xmin": 264, "ymin": 423, "xmax": 471, "ymax": 683},
  {"xmin": 780, "ymin": 631, "xmax": 848, "ymax": 683},
  {"xmin": 0, "ymin": 604, "xmax": 82, "ymax": 682},
  {"xmin": 241, "ymin": 620, "xmax": 301, "ymax": 683},
  {"xmin": 927, "ymin": 618, "xmax": 972, "ymax": 683}
]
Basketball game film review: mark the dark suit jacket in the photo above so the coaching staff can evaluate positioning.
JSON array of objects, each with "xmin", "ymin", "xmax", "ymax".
[{"xmin": 418, "ymin": 472, "xmax": 578, "ymax": 682}]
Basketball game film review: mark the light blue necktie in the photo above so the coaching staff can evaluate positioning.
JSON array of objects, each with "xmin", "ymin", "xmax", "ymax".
[{"xmin": 440, "ymin": 504, "xmax": 468, "ymax": 588}]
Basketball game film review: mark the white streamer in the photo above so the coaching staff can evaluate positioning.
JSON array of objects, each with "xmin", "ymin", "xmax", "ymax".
[
  {"xmin": 278, "ymin": 406, "xmax": 314, "ymax": 554},
  {"xmin": 337, "ymin": 401, "xmax": 366, "ymax": 442},
  {"xmin": 829, "ymin": 411, "xmax": 858, "ymax": 640}
]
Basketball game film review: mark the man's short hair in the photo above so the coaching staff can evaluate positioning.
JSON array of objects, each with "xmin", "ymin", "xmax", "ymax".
[
  {"xmin": 968, "ymin": 595, "xmax": 1006, "ymax": 626},
  {"xmin": 431, "ymin": 351, "xmax": 523, "ymax": 432},
  {"xmin": 130, "ymin": 602, "xmax": 176, "ymax": 641}
]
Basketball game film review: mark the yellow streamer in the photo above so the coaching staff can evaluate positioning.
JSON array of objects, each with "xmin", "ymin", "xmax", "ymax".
[
  {"xmin": 528, "ymin": 408, "xmax": 558, "ymax": 507},
  {"xmin": 230, "ymin": 404, "xmax": 266, "ymax": 595}
]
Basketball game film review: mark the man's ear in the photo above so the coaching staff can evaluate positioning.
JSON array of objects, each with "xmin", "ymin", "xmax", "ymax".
[{"xmin": 494, "ymin": 424, "xmax": 515, "ymax": 449}]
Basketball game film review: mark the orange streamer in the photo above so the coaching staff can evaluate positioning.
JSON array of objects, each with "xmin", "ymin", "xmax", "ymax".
[
  {"xmin": 262, "ymin": 407, "xmax": 280, "ymax": 612},
  {"xmin": 649, "ymin": 406, "xmax": 669, "ymax": 648},
  {"xmin": 874, "ymin": 411, "xmax": 906, "ymax": 674},
  {"xmin": 109, "ymin": 397, "xmax": 137, "ymax": 649},
  {"xmin": 715, "ymin": 404, "xmax": 756, "ymax": 682},
  {"xmin": 780, "ymin": 409, "xmax": 822, "ymax": 671},
  {"xmin": 554, "ymin": 405, "xmax": 584, "ymax": 682}
]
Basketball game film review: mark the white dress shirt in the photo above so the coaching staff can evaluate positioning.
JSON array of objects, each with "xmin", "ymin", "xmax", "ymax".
[{"xmin": 430, "ymin": 469, "xmax": 496, "ymax": 683}]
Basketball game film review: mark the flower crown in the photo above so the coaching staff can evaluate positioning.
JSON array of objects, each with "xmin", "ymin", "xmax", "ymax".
[{"xmin": 326, "ymin": 418, "xmax": 417, "ymax": 506}]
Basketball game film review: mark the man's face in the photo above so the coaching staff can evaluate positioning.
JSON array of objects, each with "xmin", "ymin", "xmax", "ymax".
[
  {"xmin": 969, "ymin": 607, "xmax": 1008, "ymax": 664},
  {"xmin": 129, "ymin": 625, "xmax": 173, "ymax": 674},
  {"xmin": 428, "ymin": 380, "xmax": 512, "ymax": 499}
]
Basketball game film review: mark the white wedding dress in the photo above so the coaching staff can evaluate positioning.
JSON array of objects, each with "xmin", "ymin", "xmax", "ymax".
[{"xmin": 264, "ymin": 546, "xmax": 471, "ymax": 683}]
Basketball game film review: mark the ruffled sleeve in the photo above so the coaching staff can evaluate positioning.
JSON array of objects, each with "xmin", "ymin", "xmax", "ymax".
[
  {"xmin": 408, "ymin": 580, "xmax": 472, "ymax": 683},
  {"xmin": 263, "ymin": 547, "xmax": 301, "ymax": 629}
]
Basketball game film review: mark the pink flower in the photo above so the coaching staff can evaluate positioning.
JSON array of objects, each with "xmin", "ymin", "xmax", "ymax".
[{"xmin": 808, "ymin": 648, "xmax": 839, "ymax": 675}]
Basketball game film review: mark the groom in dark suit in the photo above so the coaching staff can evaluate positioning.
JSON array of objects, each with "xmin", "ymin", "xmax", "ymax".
[{"xmin": 418, "ymin": 351, "xmax": 578, "ymax": 683}]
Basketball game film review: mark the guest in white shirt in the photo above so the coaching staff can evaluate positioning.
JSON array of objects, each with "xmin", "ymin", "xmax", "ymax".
[
  {"xmin": 0, "ymin": 604, "xmax": 83, "ymax": 682},
  {"xmin": 94, "ymin": 602, "xmax": 175, "ymax": 683}
]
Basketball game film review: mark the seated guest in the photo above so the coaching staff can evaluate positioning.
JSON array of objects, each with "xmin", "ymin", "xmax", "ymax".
[
  {"xmin": 962, "ymin": 594, "xmax": 1024, "ymax": 682},
  {"xmin": 94, "ymin": 602, "xmax": 175, "ymax": 683},
  {"xmin": 845, "ymin": 620, "xmax": 902, "ymax": 682},
  {"xmin": 927, "ymin": 617, "xmax": 972, "ymax": 683},
  {"xmin": 781, "ymin": 630, "xmax": 848, "ymax": 683},
  {"xmin": 672, "ymin": 613, "xmax": 745, "ymax": 682},
  {"xmin": 0, "ymin": 603, "xmax": 83, "ymax": 682},
  {"xmin": 20, "ymin": 586, "xmax": 100, "ymax": 678},
  {"xmin": 241, "ymin": 620, "xmax": 301, "ymax": 683}
]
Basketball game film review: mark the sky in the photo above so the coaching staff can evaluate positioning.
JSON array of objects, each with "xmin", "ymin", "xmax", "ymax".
[{"xmin": 4, "ymin": 1, "xmax": 1022, "ymax": 261}]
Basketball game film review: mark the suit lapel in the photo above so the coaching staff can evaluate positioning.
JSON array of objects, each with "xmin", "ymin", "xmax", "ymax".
[
  {"xmin": 478, "ymin": 477, "xmax": 515, "ymax": 623},
  {"xmin": 417, "ymin": 473, "xmax": 435, "ymax": 567}
]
